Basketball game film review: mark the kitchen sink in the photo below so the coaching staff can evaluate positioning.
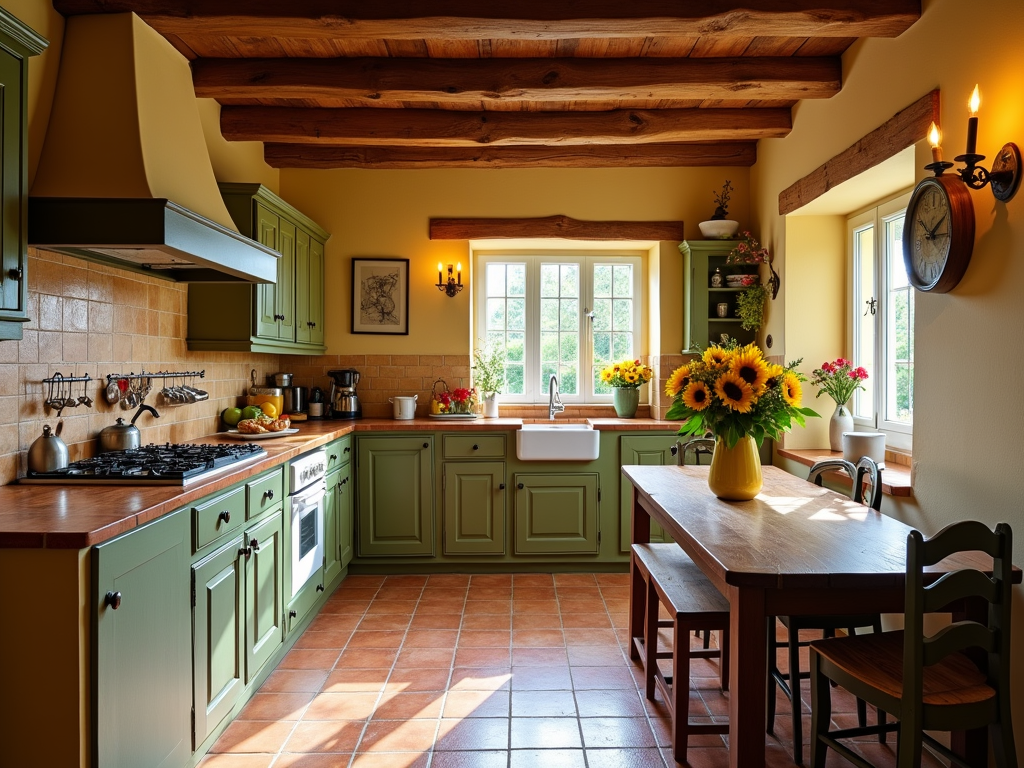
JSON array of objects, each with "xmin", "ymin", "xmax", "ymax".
[{"xmin": 516, "ymin": 423, "xmax": 600, "ymax": 461}]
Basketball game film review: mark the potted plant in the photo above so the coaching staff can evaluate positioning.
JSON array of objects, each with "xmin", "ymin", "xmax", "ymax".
[
  {"xmin": 599, "ymin": 359, "xmax": 653, "ymax": 418},
  {"xmin": 736, "ymin": 284, "xmax": 770, "ymax": 331},
  {"xmin": 810, "ymin": 358, "xmax": 869, "ymax": 451},
  {"xmin": 473, "ymin": 346, "xmax": 505, "ymax": 418},
  {"xmin": 698, "ymin": 180, "xmax": 739, "ymax": 239},
  {"xmin": 727, "ymin": 231, "xmax": 781, "ymax": 300}
]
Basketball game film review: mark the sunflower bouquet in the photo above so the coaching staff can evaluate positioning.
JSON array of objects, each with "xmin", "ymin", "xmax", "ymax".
[
  {"xmin": 664, "ymin": 343, "xmax": 818, "ymax": 448},
  {"xmin": 599, "ymin": 359, "xmax": 653, "ymax": 389}
]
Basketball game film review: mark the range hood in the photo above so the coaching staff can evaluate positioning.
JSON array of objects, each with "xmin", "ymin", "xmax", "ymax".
[{"xmin": 28, "ymin": 13, "xmax": 278, "ymax": 283}]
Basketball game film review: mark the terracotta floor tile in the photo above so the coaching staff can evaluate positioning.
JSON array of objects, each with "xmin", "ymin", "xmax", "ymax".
[
  {"xmin": 210, "ymin": 720, "xmax": 294, "ymax": 753},
  {"xmin": 600, "ymin": 586, "xmax": 631, "ymax": 601},
  {"xmin": 556, "ymin": 586, "xmax": 603, "ymax": 598},
  {"xmin": 567, "ymin": 645, "xmax": 626, "ymax": 667},
  {"xmin": 467, "ymin": 586, "xmax": 513, "ymax": 600},
  {"xmin": 357, "ymin": 614, "xmax": 412, "ymax": 631},
  {"xmin": 511, "ymin": 629, "xmax": 565, "ymax": 647},
  {"xmin": 259, "ymin": 669, "xmax": 330, "ymax": 694},
  {"xmin": 511, "ymin": 599, "xmax": 560, "ymax": 615},
  {"xmin": 442, "ymin": 690, "xmax": 511, "ymax": 719},
  {"xmin": 435, "ymin": 717, "xmax": 510, "ymax": 750},
  {"xmin": 512, "ymin": 689, "xmax": 578, "ymax": 717},
  {"xmin": 512, "ymin": 573, "xmax": 555, "ymax": 587},
  {"xmin": 371, "ymin": 691, "xmax": 445, "ymax": 720},
  {"xmin": 564, "ymin": 628, "xmax": 620, "ymax": 647},
  {"xmin": 512, "ymin": 613, "xmax": 562, "ymax": 630},
  {"xmin": 410, "ymin": 613, "xmax": 462, "ymax": 630},
  {"xmin": 337, "ymin": 648, "xmax": 398, "ymax": 669},
  {"xmin": 342, "ymin": 575, "xmax": 387, "ymax": 589},
  {"xmin": 322, "ymin": 668, "xmax": 389, "ymax": 693},
  {"xmin": 321, "ymin": 601, "xmax": 370, "ymax": 615},
  {"xmin": 575, "ymin": 689, "xmax": 647, "ymax": 718},
  {"xmin": 586, "ymin": 747, "xmax": 666, "ymax": 768},
  {"xmin": 553, "ymin": 574, "xmax": 598, "ymax": 586},
  {"xmin": 458, "ymin": 629, "xmax": 511, "ymax": 647},
  {"xmin": 427, "ymin": 573, "xmax": 472, "ymax": 588},
  {"xmin": 561, "ymin": 612, "xmax": 613, "ymax": 629},
  {"xmin": 384, "ymin": 574, "xmax": 429, "ymax": 588},
  {"xmin": 665, "ymin": 746, "xmax": 731, "ymax": 767},
  {"xmin": 238, "ymin": 692, "xmax": 314, "ymax": 721},
  {"xmin": 417, "ymin": 599, "xmax": 466, "ymax": 615},
  {"xmin": 513, "ymin": 588, "xmax": 557, "ymax": 601},
  {"xmin": 346, "ymin": 630, "xmax": 406, "ymax": 649},
  {"xmin": 196, "ymin": 755, "xmax": 275, "ymax": 767},
  {"xmin": 329, "ymin": 587, "xmax": 378, "ymax": 601},
  {"xmin": 604, "ymin": 599, "xmax": 631, "ymax": 615},
  {"xmin": 306, "ymin": 613, "xmax": 361, "ymax": 632},
  {"xmin": 385, "ymin": 668, "xmax": 453, "ymax": 692},
  {"xmin": 454, "ymin": 647, "xmax": 511, "ymax": 667},
  {"xmin": 277, "ymin": 649, "xmax": 341, "ymax": 670},
  {"xmin": 509, "ymin": 716, "xmax": 583, "ymax": 749},
  {"xmin": 511, "ymin": 647, "xmax": 569, "ymax": 667},
  {"xmin": 557, "ymin": 599, "xmax": 609, "ymax": 614},
  {"xmin": 349, "ymin": 752, "xmax": 430, "ymax": 768},
  {"xmin": 595, "ymin": 573, "xmax": 631, "ymax": 587},
  {"xmin": 449, "ymin": 667, "xmax": 514, "ymax": 691},
  {"xmin": 365, "ymin": 599, "xmax": 419, "ymax": 615},
  {"xmin": 394, "ymin": 647, "xmax": 456, "ymax": 668},
  {"xmin": 374, "ymin": 587, "xmax": 424, "ymax": 601},
  {"xmin": 470, "ymin": 574, "xmax": 514, "ymax": 587},
  {"xmin": 357, "ymin": 718, "xmax": 439, "ymax": 752},
  {"xmin": 274, "ymin": 754, "xmax": 354, "ymax": 768},
  {"xmin": 461, "ymin": 614, "xmax": 511, "ymax": 631},
  {"xmin": 404, "ymin": 629, "xmax": 459, "ymax": 648},
  {"xmin": 304, "ymin": 692, "xmax": 379, "ymax": 720},
  {"xmin": 580, "ymin": 717, "xmax": 658, "ymax": 749},
  {"xmin": 292, "ymin": 629, "xmax": 353, "ymax": 650},
  {"xmin": 283, "ymin": 720, "xmax": 364, "ymax": 753},
  {"xmin": 650, "ymin": 715, "xmax": 724, "ymax": 749},
  {"xmin": 463, "ymin": 600, "xmax": 512, "ymax": 615},
  {"xmin": 508, "ymin": 666, "xmax": 573, "ymax": 690},
  {"xmin": 431, "ymin": 750, "xmax": 509, "ymax": 768},
  {"xmin": 510, "ymin": 749, "xmax": 587, "ymax": 768},
  {"xmin": 571, "ymin": 666, "xmax": 639, "ymax": 690}
]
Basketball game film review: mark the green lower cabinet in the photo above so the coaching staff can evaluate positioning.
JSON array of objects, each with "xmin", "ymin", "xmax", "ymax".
[
  {"xmin": 357, "ymin": 436, "xmax": 435, "ymax": 557},
  {"xmin": 192, "ymin": 535, "xmax": 245, "ymax": 747},
  {"xmin": 338, "ymin": 464, "xmax": 354, "ymax": 568},
  {"xmin": 514, "ymin": 473, "xmax": 600, "ymax": 555},
  {"xmin": 323, "ymin": 462, "xmax": 353, "ymax": 581},
  {"xmin": 245, "ymin": 509, "xmax": 284, "ymax": 682},
  {"xmin": 443, "ymin": 461, "xmax": 505, "ymax": 555},
  {"xmin": 619, "ymin": 435, "xmax": 680, "ymax": 551},
  {"xmin": 94, "ymin": 507, "xmax": 191, "ymax": 768}
]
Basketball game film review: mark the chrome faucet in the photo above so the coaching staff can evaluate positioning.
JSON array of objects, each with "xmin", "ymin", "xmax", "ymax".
[{"xmin": 548, "ymin": 374, "xmax": 564, "ymax": 420}]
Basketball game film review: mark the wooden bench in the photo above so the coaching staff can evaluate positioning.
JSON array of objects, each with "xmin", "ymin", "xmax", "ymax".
[{"xmin": 631, "ymin": 542, "xmax": 731, "ymax": 762}]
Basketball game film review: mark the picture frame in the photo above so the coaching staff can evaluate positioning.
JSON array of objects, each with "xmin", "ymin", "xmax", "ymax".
[{"xmin": 351, "ymin": 258, "xmax": 410, "ymax": 335}]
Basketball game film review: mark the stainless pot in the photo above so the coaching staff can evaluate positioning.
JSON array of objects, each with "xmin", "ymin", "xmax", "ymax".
[
  {"xmin": 267, "ymin": 372, "xmax": 293, "ymax": 387},
  {"xmin": 98, "ymin": 404, "xmax": 159, "ymax": 452},
  {"xmin": 28, "ymin": 424, "xmax": 69, "ymax": 473},
  {"xmin": 284, "ymin": 386, "xmax": 306, "ymax": 414}
]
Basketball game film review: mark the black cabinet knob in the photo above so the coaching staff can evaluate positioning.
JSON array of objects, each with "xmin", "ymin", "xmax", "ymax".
[
  {"xmin": 330, "ymin": 454, "xmax": 338, "ymax": 461},
  {"xmin": 517, "ymin": 483, "xmax": 524, "ymax": 490},
  {"xmin": 239, "ymin": 545, "xmax": 252, "ymax": 557},
  {"xmin": 250, "ymin": 538, "xmax": 260, "ymax": 553},
  {"xmin": 289, "ymin": 610, "xmax": 297, "ymax": 618},
  {"xmin": 265, "ymin": 490, "xmax": 274, "ymax": 500},
  {"xmin": 472, "ymin": 444, "xmax": 479, "ymax": 450},
  {"xmin": 670, "ymin": 445, "xmax": 678, "ymax": 456},
  {"xmin": 340, "ymin": 477, "xmax": 348, "ymax": 485},
  {"xmin": 274, "ymin": 313, "xmax": 285, "ymax": 321},
  {"xmin": 104, "ymin": 591, "xmax": 122, "ymax": 610},
  {"xmin": 218, "ymin": 510, "xmax": 231, "ymax": 524},
  {"xmin": 499, "ymin": 483, "xmax": 506, "ymax": 490},
  {"xmin": 316, "ymin": 583, "xmax": 325, "ymax": 593},
  {"xmin": 343, "ymin": 447, "xmax": 350, "ymax": 453},
  {"xmin": 311, "ymin": 322, "xmax": 316, "ymax": 328},
  {"xmin": 8, "ymin": 267, "xmax": 23, "ymax": 281},
  {"xmin": 423, "ymin": 442, "xmax": 429, "ymax": 449}
]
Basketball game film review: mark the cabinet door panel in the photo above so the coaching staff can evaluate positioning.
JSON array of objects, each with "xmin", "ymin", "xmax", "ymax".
[
  {"xmin": 338, "ymin": 463, "xmax": 354, "ymax": 567},
  {"xmin": 295, "ymin": 228, "xmax": 311, "ymax": 345},
  {"xmin": 277, "ymin": 219, "xmax": 296, "ymax": 342},
  {"xmin": 323, "ymin": 471, "xmax": 340, "ymax": 585},
  {"xmin": 514, "ymin": 474, "xmax": 599, "ymax": 554},
  {"xmin": 254, "ymin": 204, "xmax": 280, "ymax": 339},
  {"xmin": 245, "ymin": 509, "xmax": 284, "ymax": 682},
  {"xmin": 619, "ymin": 436, "xmax": 678, "ymax": 551},
  {"xmin": 308, "ymin": 237, "xmax": 325, "ymax": 346},
  {"xmin": 94, "ymin": 508, "xmax": 191, "ymax": 768},
  {"xmin": 0, "ymin": 51, "xmax": 23, "ymax": 316},
  {"xmin": 192, "ymin": 536, "xmax": 245, "ymax": 745},
  {"xmin": 444, "ymin": 462, "xmax": 505, "ymax": 555},
  {"xmin": 357, "ymin": 437, "xmax": 434, "ymax": 557}
]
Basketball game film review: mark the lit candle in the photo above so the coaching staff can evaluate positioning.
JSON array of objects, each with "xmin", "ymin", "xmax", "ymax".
[
  {"xmin": 965, "ymin": 84, "xmax": 980, "ymax": 155},
  {"xmin": 457, "ymin": 262, "xmax": 462, "ymax": 284},
  {"xmin": 438, "ymin": 262, "xmax": 443, "ymax": 284},
  {"xmin": 928, "ymin": 122, "xmax": 942, "ymax": 163}
]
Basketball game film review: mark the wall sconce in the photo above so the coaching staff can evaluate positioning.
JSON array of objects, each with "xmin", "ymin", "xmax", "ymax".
[
  {"xmin": 436, "ymin": 262, "xmax": 463, "ymax": 297},
  {"xmin": 924, "ymin": 85, "xmax": 1021, "ymax": 201}
]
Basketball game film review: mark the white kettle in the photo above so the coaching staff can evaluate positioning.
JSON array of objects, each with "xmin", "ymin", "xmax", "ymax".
[{"xmin": 389, "ymin": 395, "xmax": 417, "ymax": 420}]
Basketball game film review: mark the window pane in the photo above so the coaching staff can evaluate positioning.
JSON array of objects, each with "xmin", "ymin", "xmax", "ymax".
[
  {"xmin": 486, "ymin": 298, "xmax": 505, "ymax": 330},
  {"xmin": 852, "ymin": 225, "xmax": 875, "ymax": 421},
  {"xmin": 559, "ymin": 364, "xmax": 578, "ymax": 396},
  {"xmin": 560, "ymin": 264, "xmax": 579, "ymax": 297},
  {"xmin": 594, "ymin": 265, "xmax": 612, "ymax": 297},
  {"xmin": 885, "ymin": 214, "xmax": 913, "ymax": 425},
  {"xmin": 506, "ymin": 364, "xmax": 524, "ymax": 395},
  {"xmin": 507, "ymin": 331, "xmax": 525, "ymax": 362},
  {"xmin": 540, "ymin": 265, "xmax": 559, "ymax": 297},
  {"xmin": 593, "ymin": 332, "xmax": 611, "ymax": 360},
  {"xmin": 507, "ymin": 298, "xmax": 525, "ymax": 331},
  {"xmin": 507, "ymin": 265, "xmax": 525, "ymax": 297},
  {"xmin": 613, "ymin": 265, "xmax": 633, "ymax": 297},
  {"xmin": 612, "ymin": 299, "xmax": 632, "ymax": 332},
  {"xmin": 541, "ymin": 331, "xmax": 559, "ymax": 362},
  {"xmin": 612, "ymin": 333, "xmax": 632, "ymax": 359},
  {"xmin": 540, "ymin": 298, "xmax": 559, "ymax": 331},
  {"xmin": 592, "ymin": 298, "xmax": 612, "ymax": 331},
  {"xmin": 560, "ymin": 298, "xmax": 578, "ymax": 331},
  {"xmin": 486, "ymin": 264, "xmax": 506, "ymax": 297},
  {"xmin": 484, "ymin": 263, "xmax": 526, "ymax": 398}
]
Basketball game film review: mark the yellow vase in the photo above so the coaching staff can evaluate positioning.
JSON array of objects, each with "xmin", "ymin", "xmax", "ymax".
[{"xmin": 707, "ymin": 435, "xmax": 763, "ymax": 500}]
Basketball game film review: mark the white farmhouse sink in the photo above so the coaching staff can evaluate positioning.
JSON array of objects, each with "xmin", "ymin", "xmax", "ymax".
[{"xmin": 516, "ymin": 423, "xmax": 600, "ymax": 461}]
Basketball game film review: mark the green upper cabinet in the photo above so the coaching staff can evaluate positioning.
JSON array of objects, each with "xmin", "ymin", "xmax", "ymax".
[
  {"xmin": 514, "ymin": 473, "xmax": 600, "ymax": 555},
  {"xmin": 443, "ymin": 461, "xmax": 506, "ymax": 555},
  {"xmin": 679, "ymin": 240, "xmax": 759, "ymax": 353},
  {"xmin": 0, "ymin": 10, "xmax": 45, "ymax": 341},
  {"xmin": 188, "ymin": 184, "xmax": 329, "ymax": 354},
  {"xmin": 94, "ymin": 508, "xmax": 192, "ymax": 768},
  {"xmin": 357, "ymin": 436, "xmax": 435, "ymax": 557}
]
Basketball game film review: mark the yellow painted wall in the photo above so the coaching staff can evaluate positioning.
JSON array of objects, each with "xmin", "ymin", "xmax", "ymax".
[
  {"xmin": 753, "ymin": 0, "xmax": 1024, "ymax": 754},
  {"xmin": 279, "ymin": 167, "xmax": 750, "ymax": 355},
  {"xmin": 199, "ymin": 98, "xmax": 280, "ymax": 194}
]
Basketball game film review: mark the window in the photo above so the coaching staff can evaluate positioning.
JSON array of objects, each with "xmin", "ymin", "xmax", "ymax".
[
  {"xmin": 848, "ymin": 192, "xmax": 913, "ymax": 450},
  {"xmin": 474, "ymin": 253, "xmax": 643, "ymax": 403}
]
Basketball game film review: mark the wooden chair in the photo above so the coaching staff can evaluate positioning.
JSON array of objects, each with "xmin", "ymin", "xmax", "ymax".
[
  {"xmin": 809, "ymin": 520, "xmax": 1016, "ymax": 768},
  {"xmin": 631, "ymin": 542, "xmax": 730, "ymax": 763},
  {"xmin": 767, "ymin": 456, "xmax": 886, "ymax": 765}
]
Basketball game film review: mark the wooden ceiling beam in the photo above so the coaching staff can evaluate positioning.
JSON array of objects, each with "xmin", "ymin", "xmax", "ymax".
[
  {"xmin": 222, "ymin": 106, "xmax": 791, "ymax": 146},
  {"xmin": 264, "ymin": 142, "xmax": 757, "ymax": 169},
  {"xmin": 54, "ymin": 1, "xmax": 920, "ymax": 40},
  {"xmin": 194, "ymin": 56, "xmax": 841, "ymax": 104},
  {"xmin": 430, "ymin": 215, "xmax": 686, "ymax": 242}
]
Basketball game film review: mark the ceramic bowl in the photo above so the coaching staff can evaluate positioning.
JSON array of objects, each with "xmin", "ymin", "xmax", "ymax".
[{"xmin": 698, "ymin": 220, "xmax": 739, "ymax": 239}]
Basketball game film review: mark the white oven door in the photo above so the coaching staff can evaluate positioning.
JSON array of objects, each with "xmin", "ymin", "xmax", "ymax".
[{"xmin": 290, "ymin": 479, "xmax": 325, "ymax": 598}]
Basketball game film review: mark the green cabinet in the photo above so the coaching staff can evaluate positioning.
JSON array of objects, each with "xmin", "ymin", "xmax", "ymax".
[
  {"xmin": 94, "ymin": 508, "xmax": 191, "ymax": 768},
  {"xmin": 0, "ymin": 10, "xmax": 45, "ymax": 340},
  {"xmin": 324, "ymin": 461, "xmax": 353, "ymax": 584},
  {"xmin": 443, "ymin": 461, "xmax": 506, "ymax": 555},
  {"xmin": 357, "ymin": 436, "xmax": 435, "ymax": 557},
  {"xmin": 188, "ymin": 183, "xmax": 329, "ymax": 354},
  {"xmin": 514, "ymin": 473, "xmax": 600, "ymax": 555},
  {"xmin": 679, "ymin": 239, "xmax": 759, "ymax": 353},
  {"xmin": 244, "ymin": 509, "xmax": 284, "ymax": 682},
  {"xmin": 619, "ymin": 435, "xmax": 679, "ymax": 551},
  {"xmin": 192, "ymin": 535, "xmax": 245, "ymax": 747}
]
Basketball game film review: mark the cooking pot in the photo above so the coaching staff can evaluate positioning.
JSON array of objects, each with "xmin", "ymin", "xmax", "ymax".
[
  {"xmin": 28, "ymin": 424, "xmax": 69, "ymax": 473},
  {"xmin": 98, "ymin": 404, "xmax": 159, "ymax": 452},
  {"xmin": 267, "ymin": 372, "xmax": 293, "ymax": 387},
  {"xmin": 389, "ymin": 395, "xmax": 417, "ymax": 420}
]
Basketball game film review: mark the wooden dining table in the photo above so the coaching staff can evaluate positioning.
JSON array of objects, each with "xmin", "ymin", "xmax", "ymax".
[{"xmin": 623, "ymin": 463, "xmax": 1014, "ymax": 768}]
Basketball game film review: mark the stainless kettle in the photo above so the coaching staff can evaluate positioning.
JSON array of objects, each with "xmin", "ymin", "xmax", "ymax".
[
  {"xmin": 98, "ymin": 404, "xmax": 159, "ymax": 452},
  {"xmin": 28, "ymin": 424, "xmax": 69, "ymax": 473}
]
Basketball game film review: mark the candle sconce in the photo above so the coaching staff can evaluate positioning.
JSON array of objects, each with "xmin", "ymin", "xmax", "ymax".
[{"xmin": 436, "ymin": 262, "xmax": 464, "ymax": 297}]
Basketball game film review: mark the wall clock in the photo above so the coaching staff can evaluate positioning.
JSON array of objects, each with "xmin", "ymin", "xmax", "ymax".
[{"xmin": 902, "ymin": 175, "xmax": 975, "ymax": 293}]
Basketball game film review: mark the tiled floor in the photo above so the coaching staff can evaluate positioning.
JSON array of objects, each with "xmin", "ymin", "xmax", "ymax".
[{"xmin": 202, "ymin": 573, "xmax": 938, "ymax": 768}]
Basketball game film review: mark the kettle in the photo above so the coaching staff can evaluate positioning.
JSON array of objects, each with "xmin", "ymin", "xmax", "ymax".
[
  {"xmin": 28, "ymin": 424, "xmax": 69, "ymax": 473},
  {"xmin": 98, "ymin": 404, "xmax": 159, "ymax": 453}
]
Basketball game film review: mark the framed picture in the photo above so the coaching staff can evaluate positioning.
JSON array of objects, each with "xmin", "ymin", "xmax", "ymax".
[{"xmin": 351, "ymin": 258, "xmax": 410, "ymax": 335}]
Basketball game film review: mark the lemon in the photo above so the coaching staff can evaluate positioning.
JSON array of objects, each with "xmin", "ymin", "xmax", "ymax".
[
  {"xmin": 260, "ymin": 401, "xmax": 279, "ymax": 419},
  {"xmin": 222, "ymin": 407, "xmax": 243, "ymax": 426}
]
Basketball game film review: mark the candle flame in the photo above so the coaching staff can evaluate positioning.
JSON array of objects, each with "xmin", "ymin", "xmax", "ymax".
[
  {"xmin": 969, "ymin": 84, "xmax": 981, "ymax": 115},
  {"xmin": 928, "ymin": 122, "xmax": 941, "ymax": 147},
  {"xmin": 438, "ymin": 262, "xmax": 443, "ymax": 272},
  {"xmin": 457, "ymin": 262, "xmax": 462, "ymax": 272}
]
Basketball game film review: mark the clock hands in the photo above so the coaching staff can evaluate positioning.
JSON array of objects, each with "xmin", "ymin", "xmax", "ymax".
[
  {"xmin": 927, "ymin": 212, "xmax": 948, "ymax": 238},
  {"xmin": 919, "ymin": 212, "xmax": 949, "ymax": 241}
]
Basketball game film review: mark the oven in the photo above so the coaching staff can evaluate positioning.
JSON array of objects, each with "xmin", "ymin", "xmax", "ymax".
[{"xmin": 288, "ymin": 450, "xmax": 326, "ymax": 598}]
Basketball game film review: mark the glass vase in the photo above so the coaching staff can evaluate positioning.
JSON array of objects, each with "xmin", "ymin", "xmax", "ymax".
[
  {"xmin": 707, "ymin": 435, "xmax": 763, "ymax": 500},
  {"xmin": 612, "ymin": 387, "xmax": 640, "ymax": 418},
  {"xmin": 829, "ymin": 401, "xmax": 854, "ymax": 452}
]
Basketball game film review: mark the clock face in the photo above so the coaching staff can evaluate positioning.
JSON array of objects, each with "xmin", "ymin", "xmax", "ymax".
[{"xmin": 902, "ymin": 176, "xmax": 975, "ymax": 293}]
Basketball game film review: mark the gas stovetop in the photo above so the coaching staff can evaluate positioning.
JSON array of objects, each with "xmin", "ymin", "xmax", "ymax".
[{"xmin": 23, "ymin": 442, "xmax": 267, "ymax": 486}]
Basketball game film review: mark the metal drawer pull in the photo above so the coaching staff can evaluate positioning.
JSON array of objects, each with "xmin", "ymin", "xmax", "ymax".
[
  {"xmin": 343, "ymin": 446, "xmax": 350, "ymax": 453},
  {"xmin": 264, "ymin": 489, "xmax": 274, "ymax": 500},
  {"xmin": 330, "ymin": 454, "xmax": 338, "ymax": 461},
  {"xmin": 104, "ymin": 591, "xmax": 122, "ymax": 610},
  {"xmin": 250, "ymin": 538, "xmax": 260, "ymax": 553},
  {"xmin": 423, "ymin": 442, "xmax": 429, "ymax": 449},
  {"xmin": 340, "ymin": 477, "xmax": 349, "ymax": 486},
  {"xmin": 239, "ymin": 545, "xmax": 252, "ymax": 557},
  {"xmin": 499, "ymin": 483, "xmax": 506, "ymax": 490},
  {"xmin": 316, "ymin": 584, "xmax": 324, "ymax": 593},
  {"xmin": 218, "ymin": 510, "xmax": 231, "ymax": 524},
  {"xmin": 473, "ymin": 444, "xmax": 479, "ymax": 450},
  {"xmin": 288, "ymin": 610, "xmax": 297, "ymax": 618},
  {"xmin": 517, "ymin": 483, "xmax": 524, "ymax": 490}
]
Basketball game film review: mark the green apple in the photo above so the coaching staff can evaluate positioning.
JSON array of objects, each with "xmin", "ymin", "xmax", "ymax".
[
  {"xmin": 221, "ymin": 407, "xmax": 243, "ymax": 426},
  {"xmin": 240, "ymin": 405, "xmax": 263, "ymax": 422}
]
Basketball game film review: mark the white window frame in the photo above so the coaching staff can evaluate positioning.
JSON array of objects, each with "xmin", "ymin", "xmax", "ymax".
[
  {"xmin": 473, "ymin": 251, "xmax": 644, "ymax": 404},
  {"xmin": 848, "ymin": 190, "xmax": 913, "ymax": 451}
]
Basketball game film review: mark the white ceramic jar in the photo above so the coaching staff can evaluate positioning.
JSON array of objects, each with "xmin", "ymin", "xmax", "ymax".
[
  {"xmin": 842, "ymin": 431, "xmax": 885, "ymax": 464},
  {"xmin": 389, "ymin": 395, "xmax": 418, "ymax": 419}
]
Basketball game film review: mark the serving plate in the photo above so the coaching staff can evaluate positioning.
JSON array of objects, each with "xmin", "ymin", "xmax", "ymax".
[
  {"xmin": 428, "ymin": 413, "xmax": 479, "ymax": 420},
  {"xmin": 224, "ymin": 427, "xmax": 300, "ymax": 440}
]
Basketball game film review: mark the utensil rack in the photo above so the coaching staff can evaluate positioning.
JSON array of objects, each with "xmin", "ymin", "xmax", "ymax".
[
  {"xmin": 42, "ymin": 373, "xmax": 93, "ymax": 385},
  {"xmin": 42, "ymin": 372, "xmax": 95, "ymax": 416},
  {"xmin": 105, "ymin": 369, "xmax": 206, "ymax": 383}
]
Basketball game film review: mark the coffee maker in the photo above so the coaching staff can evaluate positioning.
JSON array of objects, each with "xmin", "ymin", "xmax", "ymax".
[{"xmin": 327, "ymin": 369, "xmax": 362, "ymax": 419}]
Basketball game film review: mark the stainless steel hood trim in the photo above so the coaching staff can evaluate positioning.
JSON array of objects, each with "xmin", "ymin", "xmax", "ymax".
[{"xmin": 28, "ymin": 197, "xmax": 280, "ymax": 283}]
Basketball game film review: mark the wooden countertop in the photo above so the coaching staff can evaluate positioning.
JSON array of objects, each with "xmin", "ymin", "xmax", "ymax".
[{"xmin": 0, "ymin": 417, "xmax": 680, "ymax": 549}]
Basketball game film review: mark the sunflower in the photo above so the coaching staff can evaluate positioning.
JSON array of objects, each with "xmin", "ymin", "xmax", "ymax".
[
  {"xmin": 600, "ymin": 368, "xmax": 614, "ymax": 383},
  {"xmin": 781, "ymin": 373, "xmax": 803, "ymax": 406},
  {"xmin": 703, "ymin": 347, "xmax": 731, "ymax": 367},
  {"xmin": 714, "ymin": 370, "xmax": 755, "ymax": 413},
  {"xmin": 624, "ymin": 370, "xmax": 638, "ymax": 383},
  {"xmin": 664, "ymin": 365, "xmax": 690, "ymax": 397},
  {"xmin": 730, "ymin": 345, "xmax": 770, "ymax": 392},
  {"xmin": 682, "ymin": 381, "xmax": 711, "ymax": 411}
]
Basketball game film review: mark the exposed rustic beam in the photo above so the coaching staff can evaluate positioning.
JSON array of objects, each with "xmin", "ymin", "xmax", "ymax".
[
  {"xmin": 430, "ymin": 215, "xmax": 685, "ymax": 241},
  {"xmin": 194, "ymin": 57, "xmax": 841, "ymax": 105},
  {"xmin": 54, "ymin": 1, "xmax": 920, "ymax": 39},
  {"xmin": 778, "ymin": 89, "xmax": 939, "ymax": 215},
  {"xmin": 223, "ymin": 106, "xmax": 791, "ymax": 147},
  {"xmin": 265, "ymin": 142, "xmax": 757, "ymax": 169}
]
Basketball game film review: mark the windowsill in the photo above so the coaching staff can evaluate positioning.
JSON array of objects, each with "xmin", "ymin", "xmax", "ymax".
[{"xmin": 776, "ymin": 447, "xmax": 913, "ymax": 498}]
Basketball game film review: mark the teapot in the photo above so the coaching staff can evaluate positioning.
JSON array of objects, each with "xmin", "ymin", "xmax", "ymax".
[{"xmin": 28, "ymin": 423, "xmax": 69, "ymax": 473}]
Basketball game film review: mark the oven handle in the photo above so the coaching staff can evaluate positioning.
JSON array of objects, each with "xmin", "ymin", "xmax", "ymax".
[{"xmin": 290, "ymin": 479, "xmax": 326, "ymax": 509}]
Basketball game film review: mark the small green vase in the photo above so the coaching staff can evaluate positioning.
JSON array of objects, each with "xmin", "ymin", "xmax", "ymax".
[{"xmin": 612, "ymin": 387, "xmax": 640, "ymax": 418}]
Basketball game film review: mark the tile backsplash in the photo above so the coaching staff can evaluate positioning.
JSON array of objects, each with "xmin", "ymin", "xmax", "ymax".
[{"xmin": 0, "ymin": 248, "xmax": 280, "ymax": 486}]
